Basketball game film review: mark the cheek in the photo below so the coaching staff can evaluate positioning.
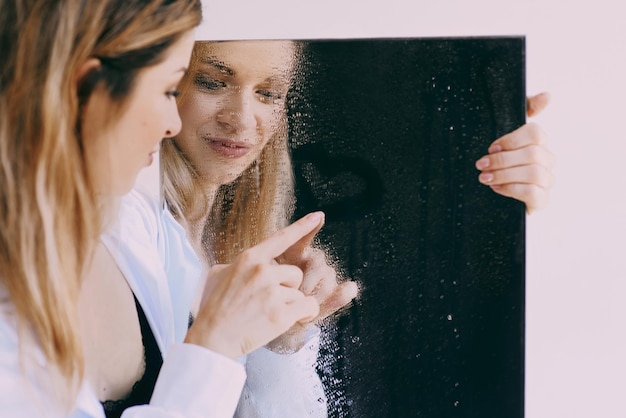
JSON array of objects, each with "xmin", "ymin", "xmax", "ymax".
[
  {"xmin": 177, "ymin": 98, "xmax": 197, "ymax": 129},
  {"xmin": 144, "ymin": 100, "xmax": 177, "ymax": 144},
  {"xmin": 135, "ymin": 115, "xmax": 158, "ymax": 149},
  {"xmin": 172, "ymin": 134, "xmax": 195, "ymax": 159},
  {"xmin": 178, "ymin": 94, "xmax": 218, "ymax": 129},
  {"xmin": 257, "ymin": 107, "xmax": 284, "ymax": 138},
  {"xmin": 249, "ymin": 144, "xmax": 266, "ymax": 163}
]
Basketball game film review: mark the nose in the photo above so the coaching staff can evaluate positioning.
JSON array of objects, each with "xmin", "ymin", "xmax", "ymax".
[
  {"xmin": 216, "ymin": 88, "xmax": 257, "ymax": 133},
  {"xmin": 164, "ymin": 107, "xmax": 182, "ymax": 138}
]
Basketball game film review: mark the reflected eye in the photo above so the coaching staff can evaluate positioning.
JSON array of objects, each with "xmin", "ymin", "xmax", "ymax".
[
  {"xmin": 257, "ymin": 89, "xmax": 285, "ymax": 104},
  {"xmin": 166, "ymin": 90, "xmax": 180, "ymax": 99},
  {"xmin": 194, "ymin": 75, "xmax": 227, "ymax": 91}
]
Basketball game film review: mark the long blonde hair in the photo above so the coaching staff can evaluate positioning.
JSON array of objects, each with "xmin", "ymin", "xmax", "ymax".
[
  {"xmin": 0, "ymin": 0, "xmax": 201, "ymax": 388},
  {"xmin": 161, "ymin": 41, "xmax": 297, "ymax": 264}
]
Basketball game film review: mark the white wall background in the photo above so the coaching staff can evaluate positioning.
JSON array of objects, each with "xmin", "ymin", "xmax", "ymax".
[{"xmin": 151, "ymin": 1, "xmax": 622, "ymax": 416}]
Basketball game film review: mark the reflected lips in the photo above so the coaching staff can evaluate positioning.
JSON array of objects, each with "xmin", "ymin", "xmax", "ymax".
[{"xmin": 206, "ymin": 138, "xmax": 251, "ymax": 158}]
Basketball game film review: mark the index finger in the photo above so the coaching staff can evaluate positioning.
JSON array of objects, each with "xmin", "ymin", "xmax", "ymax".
[
  {"xmin": 281, "ymin": 213, "xmax": 325, "ymax": 261},
  {"xmin": 253, "ymin": 212, "xmax": 325, "ymax": 259},
  {"xmin": 488, "ymin": 122, "xmax": 547, "ymax": 153}
]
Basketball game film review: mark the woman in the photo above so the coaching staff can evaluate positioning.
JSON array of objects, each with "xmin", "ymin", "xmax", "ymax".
[{"xmin": 0, "ymin": 1, "xmax": 321, "ymax": 417}]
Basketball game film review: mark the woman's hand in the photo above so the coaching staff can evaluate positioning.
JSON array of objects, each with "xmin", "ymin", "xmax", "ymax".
[
  {"xmin": 185, "ymin": 212, "xmax": 323, "ymax": 359},
  {"xmin": 267, "ymin": 213, "xmax": 359, "ymax": 353},
  {"xmin": 475, "ymin": 92, "xmax": 555, "ymax": 213}
]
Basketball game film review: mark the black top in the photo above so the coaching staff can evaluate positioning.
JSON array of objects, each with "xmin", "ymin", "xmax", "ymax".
[{"xmin": 101, "ymin": 296, "xmax": 163, "ymax": 418}]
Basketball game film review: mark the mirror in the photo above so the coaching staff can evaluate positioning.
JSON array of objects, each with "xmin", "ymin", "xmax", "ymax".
[{"xmin": 162, "ymin": 37, "xmax": 526, "ymax": 417}]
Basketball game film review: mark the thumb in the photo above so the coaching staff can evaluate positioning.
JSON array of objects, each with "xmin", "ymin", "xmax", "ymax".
[{"xmin": 527, "ymin": 92, "xmax": 551, "ymax": 118}]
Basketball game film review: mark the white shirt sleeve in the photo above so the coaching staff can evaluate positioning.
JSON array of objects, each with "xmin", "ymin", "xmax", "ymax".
[
  {"xmin": 124, "ymin": 344, "xmax": 246, "ymax": 418},
  {"xmin": 234, "ymin": 327, "xmax": 328, "ymax": 418},
  {"xmin": 0, "ymin": 314, "xmax": 246, "ymax": 418}
]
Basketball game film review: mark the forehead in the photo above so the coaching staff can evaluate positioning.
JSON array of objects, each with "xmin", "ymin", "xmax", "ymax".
[
  {"xmin": 193, "ymin": 40, "xmax": 296, "ymax": 80},
  {"xmin": 138, "ymin": 32, "xmax": 195, "ymax": 82}
]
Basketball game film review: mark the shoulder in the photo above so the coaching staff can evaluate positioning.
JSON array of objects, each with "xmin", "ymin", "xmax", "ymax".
[
  {"xmin": 120, "ymin": 189, "xmax": 161, "ymax": 231},
  {"xmin": 103, "ymin": 189, "xmax": 162, "ymax": 248}
]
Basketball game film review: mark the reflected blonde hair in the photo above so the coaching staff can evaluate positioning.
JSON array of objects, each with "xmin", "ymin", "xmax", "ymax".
[
  {"xmin": 0, "ymin": 0, "xmax": 200, "ymax": 392},
  {"xmin": 162, "ymin": 41, "xmax": 297, "ymax": 264}
]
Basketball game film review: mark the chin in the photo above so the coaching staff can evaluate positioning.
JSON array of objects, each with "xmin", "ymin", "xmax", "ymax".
[{"xmin": 203, "ymin": 167, "xmax": 247, "ymax": 188}]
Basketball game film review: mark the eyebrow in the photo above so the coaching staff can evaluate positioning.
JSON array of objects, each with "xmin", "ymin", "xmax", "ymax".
[
  {"xmin": 199, "ymin": 57, "xmax": 234, "ymax": 76},
  {"xmin": 265, "ymin": 74, "xmax": 291, "ymax": 86},
  {"xmin": 197, "ymin": 58, "xmax": 291, "ymax": 86}
]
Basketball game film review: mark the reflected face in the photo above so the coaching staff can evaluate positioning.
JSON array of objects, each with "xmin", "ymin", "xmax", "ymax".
[
  {"xmin": 175, "ymin": 41, "xmax": 295, "ymax": 186},
  {"xmin": 83, "ymin": 32, "xmax": 195, "ymax": 195}
]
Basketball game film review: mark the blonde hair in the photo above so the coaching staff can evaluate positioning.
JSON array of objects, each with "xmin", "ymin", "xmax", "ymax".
[
  {"xmin": 0, "ymin": 0, "xmax": 201, "ymax": 391},
  {"xmin": 161, "ymin": 41, "xmax": 297, "ymax": 264}
]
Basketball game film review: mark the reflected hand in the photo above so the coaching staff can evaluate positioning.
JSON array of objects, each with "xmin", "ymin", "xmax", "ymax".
[
  {"xmin": 475, "ymin": 92, "xmax": 555, "ymax": 213},
  {"xmin": 268, "ymin": 213, "xmax": 359, "ymax": 353},
  {"xmin": 185, "ymin": 212, "xmax": 323, "ymax": 359}
]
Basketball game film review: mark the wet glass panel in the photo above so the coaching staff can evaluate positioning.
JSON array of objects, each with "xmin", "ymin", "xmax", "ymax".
[{"xmin": 287, "ymin": 37, "xmax": 526, "ymax": 418}]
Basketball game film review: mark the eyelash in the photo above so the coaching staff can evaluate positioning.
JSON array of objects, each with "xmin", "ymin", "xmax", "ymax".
[
  {"xmin": 258, "ymin": 91, "xmax": 286, "ymax": 105},
  {"xmin": 194, "ymin": 76, "xmax": 226, "ymax": 91}
]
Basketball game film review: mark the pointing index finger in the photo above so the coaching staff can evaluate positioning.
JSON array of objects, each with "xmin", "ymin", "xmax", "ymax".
[
  {"xmin": 255, "ymin": 212, "xmax": 325, "ymax": 260},
  {"xmin": 281, "ymin": 212, "xmax": 325, "ymax": 261}
]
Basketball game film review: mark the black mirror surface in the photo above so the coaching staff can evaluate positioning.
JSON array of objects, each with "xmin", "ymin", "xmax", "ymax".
[{"xmin": 287, "ymin": 37, "xmax": 526, "ymax": 418}]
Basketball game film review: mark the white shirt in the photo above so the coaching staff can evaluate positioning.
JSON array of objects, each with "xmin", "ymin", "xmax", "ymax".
[{"xmin": 0, "ymin": 189, "xmax": 327, "ymax": 417}]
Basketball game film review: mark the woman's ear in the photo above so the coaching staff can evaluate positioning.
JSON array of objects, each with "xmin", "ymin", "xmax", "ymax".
[
  {"xmin": 75, "ymin": 58, "xmax": 102, "ymax": 101},
  {"xmin": 75, "ymin": 58, "xmax": 101, "ymax": 84}
]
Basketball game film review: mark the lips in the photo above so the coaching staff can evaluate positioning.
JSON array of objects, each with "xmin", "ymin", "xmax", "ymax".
[{"xmin": 205, "ymin": 138, "xmax": 252, "ymax": 158}]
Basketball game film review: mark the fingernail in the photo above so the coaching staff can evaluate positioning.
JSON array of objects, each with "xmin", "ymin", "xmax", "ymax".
[
  {"xmin": 476, "ymin": 157, "xmax": 490, "ymax": 170},
  {"xmin": 479, "ymin": 173, "xmax": 493, "ymax": 184},
  {"xmin": 489, "ymin": 144, "xmax": 502, "ymax": 153},
  {"xmin": 305, "ymin": 211, "xmax": 324, "ymax": 224}
]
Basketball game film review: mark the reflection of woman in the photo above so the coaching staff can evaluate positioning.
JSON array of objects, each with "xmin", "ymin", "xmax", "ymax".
[
  {"xmin": 161, "ymin": 40, "xmax": 355, "ymax": 417},
  {"xmin": 163, "ymin": 41, "xmax": 298, "ymax": 264},
  {"xmin": 1, "ymin": 2, "xmax": 322, "ymax": 417}
]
